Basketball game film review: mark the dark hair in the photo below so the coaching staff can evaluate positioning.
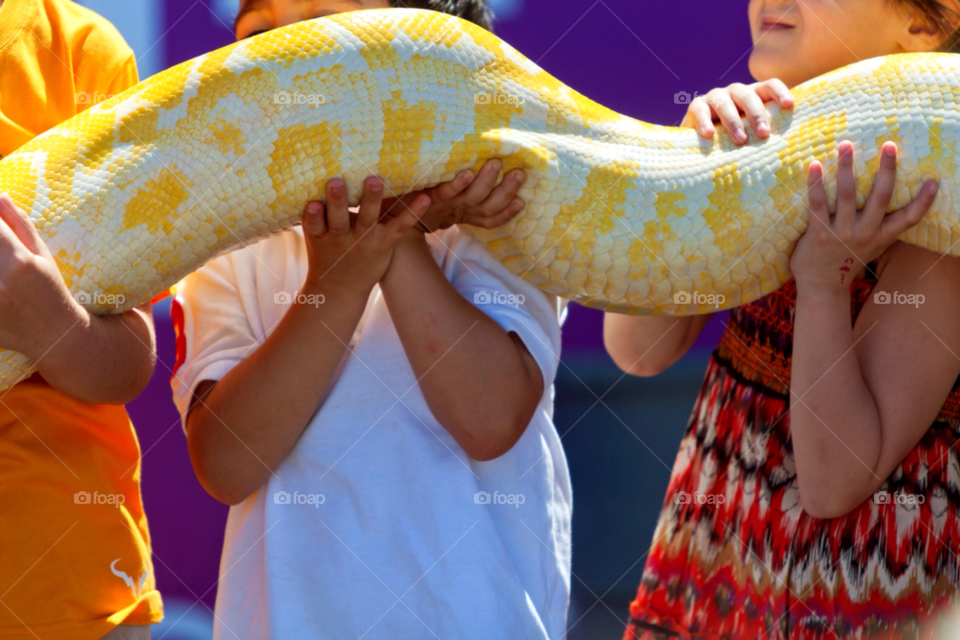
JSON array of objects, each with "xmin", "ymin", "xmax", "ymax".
[
  {"xmin": 889, "ymin": 0, "xmax": 960, "ymax": 51},
  {"xmin": 389, "ymin": 0, "xmax": 493, "ymax": 32}
]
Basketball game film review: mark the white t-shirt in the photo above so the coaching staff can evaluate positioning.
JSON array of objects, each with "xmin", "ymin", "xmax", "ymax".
[{"xmin": 171, "ymin": 226, "xmax": 572, "ymax": 640}]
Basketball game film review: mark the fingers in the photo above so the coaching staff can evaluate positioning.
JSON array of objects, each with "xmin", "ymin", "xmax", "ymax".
[
  {"xmin": 880, "ymin": 181, "xmax": 938, "ymax": 244},
  {"xmin": 862, "ymin": 142, "xmax": 898, "ymax": 228},
  {"xmin": 302, "ymin": 201, "xmax": 326, "ymax": 237},
  {"xmin": 0, "ymin": 195, "xmax": 31, "ymax": 260},
  {"xmin": 0, "ymin": 193, "xmax": 40, "ymax": 255},
  {"xmin": 462, "ymin": 203, "xmax": 523, "ymax": 229},
  {"xmin": 806, "ymin": 161, "xmax": 830, "ymax": 234},
  {"xmin": 684, "ymin": 97, "xmax": 716, "ymax": 138},
  {"xmin": 383, "ymin": 193, "xmax": 430, "ymax": 239},
  {"xmin": 705, "ymin": 88, "xmax": 747, "ymax": 144},
  {"xmin": 729, "ymin": 83, "xmax": 772, "ymax": 139},
  {"xmin": 324, "ymin": 179, "xmax": 350, "ymax": 236},
  {"xmin": 834, "ymin": 142, "xmax": 857, "ymax": 233},
  {"xmin": 686, "ymin": 81, "xmax": 793, "ymax": 143},
  {"xmin": 458, "ymin": 158, "xmax": 504, "ymax": 206},
  {"xmin": 754, "ymin": 79, "xmax": 794, "ymax": 109},
  {"xmin": 428, "ymin": 170, "xmax": 474, "ymax": 204},
  {"xmin": 356, "ymin": 176, "xmax": 385, "ymax": 233},
  {"xmin": 469, "ymin": 168, "xmax": 526, "ymax": 217}
]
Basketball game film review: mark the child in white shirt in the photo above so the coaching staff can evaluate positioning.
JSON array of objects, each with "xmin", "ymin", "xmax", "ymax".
[{"xmin": 171, "ymin": 5, "xmax": 569, "ymax": 638}]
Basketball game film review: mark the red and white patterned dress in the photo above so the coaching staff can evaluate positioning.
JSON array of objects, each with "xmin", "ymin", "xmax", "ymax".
[{"xmin": 625, "ymin": 274, "xmax": 960, "ymax": 639}]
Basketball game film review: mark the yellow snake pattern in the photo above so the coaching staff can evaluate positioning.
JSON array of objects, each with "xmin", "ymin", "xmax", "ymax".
[{"xmin": 0, "ymin": 8, "xmax": 957, "ymax": 389}]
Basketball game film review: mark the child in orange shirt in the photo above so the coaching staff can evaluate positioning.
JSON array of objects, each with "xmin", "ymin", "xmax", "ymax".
[{"xmin": 0, "ymin": 0, "xmax": 163, "ymax": 638}]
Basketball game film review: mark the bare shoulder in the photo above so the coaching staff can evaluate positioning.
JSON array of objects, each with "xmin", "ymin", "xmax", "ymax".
[
  {"xmin": 859, "ymin": 240, "xmax": 960, "ymax": 336},
  {"xmin": 875, "ymin": 240, "xmax": 960, "ymax": 281}
]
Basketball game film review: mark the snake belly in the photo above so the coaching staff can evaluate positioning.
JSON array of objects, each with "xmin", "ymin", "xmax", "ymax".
[{"xmin": 0, "ymin": 8, "xmax": 957, "ymax": 390}]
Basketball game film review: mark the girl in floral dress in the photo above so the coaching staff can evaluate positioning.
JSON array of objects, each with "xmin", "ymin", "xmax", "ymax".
[{"xmin": 605, "ymin": 0, "xmax": 960, "ymax": 637}]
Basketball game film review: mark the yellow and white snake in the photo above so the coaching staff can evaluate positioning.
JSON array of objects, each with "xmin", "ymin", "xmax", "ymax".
[{"xmin": 0, "ymin": 8, "xmax": 957, "ymax": 389}]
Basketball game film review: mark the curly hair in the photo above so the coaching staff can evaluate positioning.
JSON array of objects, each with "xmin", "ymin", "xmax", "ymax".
[
  {"xmin": 389, "ymin": 0, "xmax": 493, "ymax": 32},
  {"xmin": 888, "ymin": 0, "xmax": 960, "ymax": 51}
]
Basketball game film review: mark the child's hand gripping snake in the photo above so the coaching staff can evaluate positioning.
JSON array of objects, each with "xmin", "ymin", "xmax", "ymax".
[{"xmin": 0, "ymin": 8, "xmax": 955, "ymax": 390}]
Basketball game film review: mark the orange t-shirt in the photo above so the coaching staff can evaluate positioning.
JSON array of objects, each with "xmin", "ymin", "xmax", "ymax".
[{"xmin": 0, "ymin": 0, "xmax": 163, "ymax": 637}]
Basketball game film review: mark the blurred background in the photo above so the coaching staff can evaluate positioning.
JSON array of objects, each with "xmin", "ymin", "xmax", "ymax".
[{"xmin": 69, "ymin": 0, "xmax": 755, "ymax": 637}]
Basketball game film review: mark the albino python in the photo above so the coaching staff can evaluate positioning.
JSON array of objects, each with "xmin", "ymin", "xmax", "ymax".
[{"xmin": 0, "ymin": 8, "xmax": 957, "ymax": 389}]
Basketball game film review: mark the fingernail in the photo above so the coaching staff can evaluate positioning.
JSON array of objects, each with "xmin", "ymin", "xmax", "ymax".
[
  {"xmin": 735, "ymin": 127, "xmax": 746, "ymax": 141},
  {"xmin": 367, "ymin": 179, "xmax": 382, "ymax": 191},
  {"xmin": 929, "ymin": 182, "xmax": 939, "ymax": 194},
  {"xmin": 511, "ymin": 199, "xmax": 524, "ymax": 210},
  {"xmin": 510, "ymin": 172, "xmax": 525, "ymax": 183},
  {"xmin": 460, "ymin": 170, "xmax": 474, "ymax": 183},
  {"xmin": 307, "ymin": 202, "xmax": 322, "ymax": 214},
  {"xmin": 490, "ymin": 161, "xmax": 502, "ymax": 172},
  {"xmin": 757, "ymin": 121, "xmax": 769, "ymax": 135},
  {"xmin": 330, "ymin": 180, "xmax": 345, "ymax": 193}
]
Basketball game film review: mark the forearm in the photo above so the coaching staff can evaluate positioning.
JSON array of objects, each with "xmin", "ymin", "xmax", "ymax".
[
  {"xmin": 604, "ymin": 313, "xmax": 711, "ymax": 376},
  {"xmin": 380, "ymin": 233, "xmax": 543, "ymax": 461},
  {"xmin": 791, "ymin": 286, "xmax": 882, "ymax": 517},
  {"xmin": 35, "ymin": 303, "xmax": 156, "ymax": 405},
  {"xmin": 187, "ymin": 283, "xmax": 369, "ymax": 504}
]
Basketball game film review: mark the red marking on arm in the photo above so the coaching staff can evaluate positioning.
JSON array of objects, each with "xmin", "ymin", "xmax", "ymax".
[{"xmin": 424, "ymin": 338, "xmax": 442, "ymax": 356}]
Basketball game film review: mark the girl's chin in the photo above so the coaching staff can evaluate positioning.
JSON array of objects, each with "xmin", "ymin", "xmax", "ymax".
[{"xmin": 748, "ymin": 52, "xmax": 800, "ymax": 85}]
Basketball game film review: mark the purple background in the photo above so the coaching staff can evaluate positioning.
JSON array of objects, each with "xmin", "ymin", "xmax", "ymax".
[{"xmin": 130, "ymin": 0, "xmax": 753, "ymax": 618}]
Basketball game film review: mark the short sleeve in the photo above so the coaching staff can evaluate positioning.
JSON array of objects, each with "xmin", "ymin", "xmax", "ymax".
[
  {"xmin": 105, "ymin": 53, "xmax": 139, "ymax": 96},
  {"xmin": 65, "ymin": 2, "xmax": 141, "ymax": 107},
  {"xmin": 170, "ymin": 253, "xmax": 259, "ymax": 426},
  {"xmin": 437, "ymin": 230, "xmax": 564, "ymax": 393}
]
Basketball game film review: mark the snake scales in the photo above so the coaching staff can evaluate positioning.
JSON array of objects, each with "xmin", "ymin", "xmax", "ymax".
[{"xmin": 0, "ymin": 8, "xmax": 957, "ymax": 390}]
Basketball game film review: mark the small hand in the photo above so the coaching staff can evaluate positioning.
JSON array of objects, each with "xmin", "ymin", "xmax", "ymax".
[
  {"xmin": 301, "ymin": 177, "xmax": 428, "ymax": 298},
  {"xmin": 682, "ymin": 79, "xmax": 794, "ymax": 144},
  {"xmin": 0, "ymin": 194, "xmax": 87, "ymax": 359},
  {"xmin": 381, "ymin": 158, "xmax": 526, "ymax": 233},
  {"xmin": 790, "ymin": 141, "xmax": 938, "ymax": 293}
]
